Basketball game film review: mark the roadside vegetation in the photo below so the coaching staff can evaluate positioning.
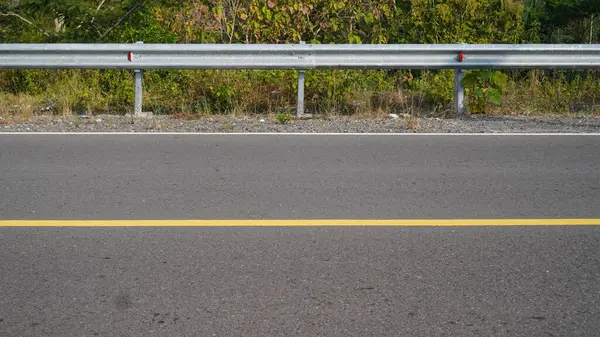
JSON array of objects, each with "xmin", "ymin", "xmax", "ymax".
[{"xmin": 1, "ymin": 0, "xmax": 599, "ymax": 120}]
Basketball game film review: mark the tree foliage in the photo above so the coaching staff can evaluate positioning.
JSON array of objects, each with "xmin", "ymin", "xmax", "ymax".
[
  {"xmin": 2, "ymin": 0, "xmax": 598, "ymax": 44},
  {"xmin": 525, "ymin": 0, "xmax": 600, "ymax": 43},
  {"xmin": 0, "ymin": 0, "xmax": 182, "ymax": 42}
]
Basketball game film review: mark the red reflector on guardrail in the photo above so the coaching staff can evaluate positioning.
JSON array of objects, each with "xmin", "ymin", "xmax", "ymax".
[
  {"xmin": 458, "ymin": 52, "xmax": 464, "ymax": 62},
  {"xmin": 128, "ymin": 52, "xmax": 133, "ymax": 62}
]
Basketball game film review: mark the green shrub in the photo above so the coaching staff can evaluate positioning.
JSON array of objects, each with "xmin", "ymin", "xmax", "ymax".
[
  {"xmin": 461, "ymin": 70, "xmax": 508, "ymax": 114},
  {"xmin": 409, "ymin": 70, "xmax": 454, "ymax": 111},
  {"xmin": 276, "ymin": 111, "xmax": 293, "ymax": 124}
]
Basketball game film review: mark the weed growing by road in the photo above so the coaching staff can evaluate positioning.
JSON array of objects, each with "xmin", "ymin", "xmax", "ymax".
[
  {"xmin": 461, "ymin": 70, "xmax": 509, "ymax": 114},
  {"xmin": 276, "ymin": 112, "xmax": 293, "ymax": 124}
]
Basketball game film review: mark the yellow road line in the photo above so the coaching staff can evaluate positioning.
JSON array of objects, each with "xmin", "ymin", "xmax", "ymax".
[{"xmin": 1, "ymin": 219, "xmax": 600, "ymax": 227}]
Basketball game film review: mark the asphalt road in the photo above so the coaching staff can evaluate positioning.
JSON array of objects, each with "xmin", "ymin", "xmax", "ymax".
[
  {"xmin": 1, "ymin": 134, "xmax": 600, "ymax": 337},
  {"xmin": 1, "ymin": 134, "xmax": 599, "ymax": 219}
]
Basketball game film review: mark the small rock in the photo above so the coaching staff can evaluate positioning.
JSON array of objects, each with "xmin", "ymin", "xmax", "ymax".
[
  {"xmin": 401, "ymin": 113, "xmax": 411, "ymax": 118},
  {"xmin": 26, "ymin": 128, "xmax": 30, "ymax": 131},
  {"xmin": 388, "ymin": 113, "xmax": 399, "ymax": 120},
  {"xmin": 259, "ymin": 119, "xmax": 265, "ymax": 123},
  {"xmin": 41, "ymin": 102, "xmax": 56, "ymax": 112},
  {"xmin": 95, "ymin": 118, "xmax": 102, "ymax": 123}
]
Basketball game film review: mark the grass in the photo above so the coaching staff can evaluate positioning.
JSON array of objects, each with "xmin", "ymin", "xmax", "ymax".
[
  {"xmin": 0, "ymin": 92, "xmax": 43, "ymax": 123},
  {"xmin": 492, "ymin": 71, "xmax": 600, "ymax": 116},
  {"xmin": 1, "ymin": 69, "xmax": 599, "ymax": 120},
  {"xmin": 220, "ymin": 124, "xmax": 234, "ymax": 131},
  {"xmin": 406, "ymin": 117, "xmax": 420, "ymax": 130}
]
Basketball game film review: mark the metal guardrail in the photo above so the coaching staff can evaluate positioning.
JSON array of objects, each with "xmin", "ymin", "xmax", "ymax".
[{"xmin": 1, "ymin": 43, "xmax": 600, "ymax": 116}]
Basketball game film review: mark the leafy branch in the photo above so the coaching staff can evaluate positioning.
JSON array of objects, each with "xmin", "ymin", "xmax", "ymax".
[
  {"xmin": 99, "ymin": 0, "xmax": 145, "ymax": 40},
  {"xmin": 0, "ymin": 11, "xmax": 50, "ymax": 36}
]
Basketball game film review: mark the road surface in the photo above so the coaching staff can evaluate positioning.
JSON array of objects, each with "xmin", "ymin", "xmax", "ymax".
[
  {"xmin": 1, "ymin": 133, "xmax": 599, "ymax": 337},
  {"xmin": 1, "ymin": 134, "xmax": 599, "ymax": 219}
]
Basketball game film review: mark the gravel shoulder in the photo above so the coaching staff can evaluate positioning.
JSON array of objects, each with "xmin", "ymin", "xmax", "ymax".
[{"xmin": 1, "ymin": 113, "xmax": 600, "ymax": 133}]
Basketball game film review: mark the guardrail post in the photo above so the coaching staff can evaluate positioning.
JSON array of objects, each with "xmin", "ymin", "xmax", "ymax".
[
  {"xmin": 454, "ymin": 69, "xmax": 465, "ymax": 116},
  {"xmin": 296, "ymin": 41, "xmax": 306, "ymax": 117},
  {"xmin": 134, "ymin": 41, "xmax": 144, "ymax": 117}
]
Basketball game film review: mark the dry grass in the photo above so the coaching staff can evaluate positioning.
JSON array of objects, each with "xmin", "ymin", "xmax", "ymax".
[
  {"xmin": 343, "ymin": 88, "xmax": 431, "ymax": 119},
  {"xmin": 148, "ymin": 120, "xmax": 163, "ymax": 130},
  {"xmin": 494, "ymin": 71, "xmax": 600, "ymax": 116},
  {"xmin": 0, "ymin": 84, "xmax": 442, "ymax": 121},
  {"xmin": 406, "ymin": 117, "xmax": 420, "ymax": 130},
  {"xmin": 44, "ymin": 71, "xmax": 106, "ymax": 116},
  {"xmin": 2, "ymin": 69, "xmax": 598, "ymax": 119},
  {"xmin": 0, "ymin": 92, "xmax": 43, "ymax": 123},
  {"xmin": 396, "ymin": 89, "xmax": 429, "ymax": 117}
]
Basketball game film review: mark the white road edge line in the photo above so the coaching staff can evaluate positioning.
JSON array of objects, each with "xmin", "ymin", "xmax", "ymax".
[{"xmin": 2, "ymin": 132, "xmax": 600, "ymax": 136}]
